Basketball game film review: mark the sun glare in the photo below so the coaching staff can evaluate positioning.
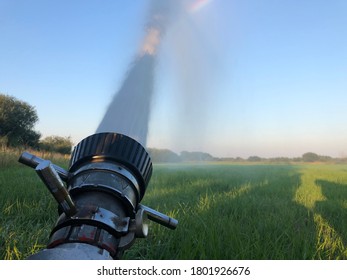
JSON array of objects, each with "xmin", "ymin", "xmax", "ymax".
[{"xmin": 188, "ymin": 0, "xmax": 212, "ymax": 13}]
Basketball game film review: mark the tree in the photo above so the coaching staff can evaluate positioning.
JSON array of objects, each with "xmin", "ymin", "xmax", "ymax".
[
  {"xmin": 148, "ymin": 148, "xmax": 181, "ymax": 163},
  {"xmin": 180, "ymin": 151, "xmax": 216, "ymax": 161},
  {"xmin": 247, "ymin": 156, "xmax": 262, "ymax": 162},
  {"xmin": 40, "ymin": 136, "xmax": 73, "ymax": 154},
  {"xmin": 0, "ymin": 94, "xmax": 41, "ymax": 147},
  {"xmin": 302, "ymin": 152, "xmax": 319, "ymax": 162}
]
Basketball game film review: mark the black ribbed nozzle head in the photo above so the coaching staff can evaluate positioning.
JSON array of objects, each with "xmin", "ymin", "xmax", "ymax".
[{"xmin": 69, "ymin": 133, "xmax": 152, "ymax": 200}]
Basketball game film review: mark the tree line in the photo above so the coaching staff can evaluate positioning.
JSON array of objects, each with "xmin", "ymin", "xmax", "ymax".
[
  {"xmin": 2, "ymin": 93, "xmax": 345, "ymax": 161},
  {"xmin": 148, "ymin": 150, "xmax": 346, "ymax": 163},
  {"xmin": 0, "ymin": 94, "xmax": 72, "ymax": 154}
]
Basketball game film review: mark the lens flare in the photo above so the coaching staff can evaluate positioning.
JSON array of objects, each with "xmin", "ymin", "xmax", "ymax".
[
  {"xmin": 188, "ymin": 0, "xmax": 212, "ymax": 13},
  {"xmin": 140, "ymin": 27, "xmax": 161, "ymax": 56}
]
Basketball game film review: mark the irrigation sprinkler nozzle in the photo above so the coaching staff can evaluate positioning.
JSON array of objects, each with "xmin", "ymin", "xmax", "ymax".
[{"xmin": 18, "ymin": 132, "xmax": 178, "ymax": 260}]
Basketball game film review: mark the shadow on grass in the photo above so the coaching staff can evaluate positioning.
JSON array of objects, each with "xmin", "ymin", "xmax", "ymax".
[
  {"xmin": 201, "ymin": 166, "xmax": 316, "ymax": 259},
  {"xmin": 315, "ymin": 180, "xmax": 347, "ymax": 249},
  {"xmin": 125, "ymin": 164, "xmax": 318, "ymax": 260}
]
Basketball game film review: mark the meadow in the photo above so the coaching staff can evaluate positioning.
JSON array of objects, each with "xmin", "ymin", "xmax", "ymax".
[{"xmin": 1, "ymin": 150, "xmax": 347, "ymax": 259}]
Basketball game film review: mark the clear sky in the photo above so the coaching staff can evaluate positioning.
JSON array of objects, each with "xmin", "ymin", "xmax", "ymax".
[{"xmin": 1, "ymin": 0, "xmax": 346, "ymax": 158}]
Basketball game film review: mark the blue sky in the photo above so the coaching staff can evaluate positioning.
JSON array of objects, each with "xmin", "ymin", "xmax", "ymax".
[{"xmin": 1, "ymin": 0, "xmax": 347, "ymax": 158}]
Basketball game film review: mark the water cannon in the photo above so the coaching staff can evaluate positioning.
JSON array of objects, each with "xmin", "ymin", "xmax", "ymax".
[{"xmin": 18, "ymin": 132, "xmax": 178, "ymax": 259}]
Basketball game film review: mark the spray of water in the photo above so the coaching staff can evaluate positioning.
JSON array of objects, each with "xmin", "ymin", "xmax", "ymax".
[
  {"xmin": 149, "ymin": 0, "xmax": 217, "ymax": 153},
  {"xmin": 97, "ymin": 0, "xmax": 215, "ymax": 152},
  {"xmin": 96, "ymin": 0, "xmax": 180, "ymax": 147}
]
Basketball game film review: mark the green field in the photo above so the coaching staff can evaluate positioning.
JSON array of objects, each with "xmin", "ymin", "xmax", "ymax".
[{"xmin": 1, "ymin": 150, "xmax": 347, "ymax": 259}]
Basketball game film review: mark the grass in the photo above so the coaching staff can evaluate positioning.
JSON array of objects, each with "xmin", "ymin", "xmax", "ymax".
[
  {"xmin": 1, "ymin": 150, "xmax": 347, "ymax": 259},
  {"xmin": 0, "ymin": 149, "xmax": 69, "ymax": 259}
]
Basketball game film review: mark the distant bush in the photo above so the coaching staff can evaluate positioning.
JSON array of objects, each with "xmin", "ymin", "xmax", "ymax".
[
  {"xmin": 247, "ymin": 156, "xmax": 262, "ymax": 162},
  {"xmin": 39, "ymin": 136, "xmax": 73, "ymax": 154},
  {"xmin": 180, "ymin": 151, "xmax": 216, "ymax": 161},
  {"xmin": 0, "ymin": 94, "xmax": 41, "ymax": 148},
  {"xmin": 302, "ymin": 152, "xmax": 319, "ymax": 162},
  {"xmin": 147, "ymin": 148, "xmax": 217, "ymax": 162},
  {"xmin": 148, "ymin": 148, "xmax": 181, "ymax": 163},
  {"xmin": 0, "ymin": 136, "xmax": 8, "ymax": 149}
]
